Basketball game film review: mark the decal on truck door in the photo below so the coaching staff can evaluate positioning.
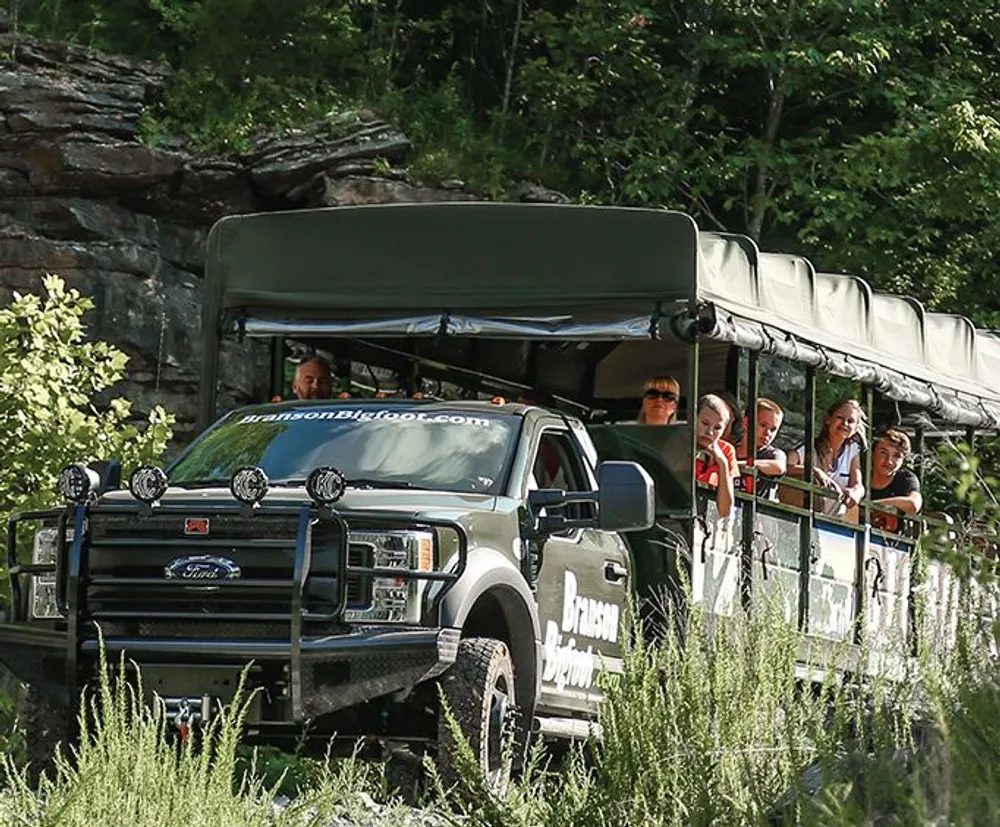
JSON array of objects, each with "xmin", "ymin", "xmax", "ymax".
[{"xmin": 542, "ymin": 572, "xmax": 621, "ymax": 691}]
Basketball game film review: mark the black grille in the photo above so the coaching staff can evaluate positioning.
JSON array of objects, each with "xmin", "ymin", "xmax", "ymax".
[
  {"xmin": 90, "ymin": 514, "xmax": 302, "ymax": 541},
  {"xmin": 84, "ymin": 512, "xmax": 370, "ymax": 622}
]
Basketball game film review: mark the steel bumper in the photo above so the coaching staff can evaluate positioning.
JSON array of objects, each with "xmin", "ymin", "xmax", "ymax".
[
  {"xmin": 0, "ymin": 623, "xmax": 462, "ymax": 718},
  {"xmin": 79, "ymin": 626, "xmax": 459, "ymax": 660}
]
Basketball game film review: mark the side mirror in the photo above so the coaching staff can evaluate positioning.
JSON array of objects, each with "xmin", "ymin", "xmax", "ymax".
[{"xmin": 597, "ymin": 461, "xmax": 654, "ymax": 532}]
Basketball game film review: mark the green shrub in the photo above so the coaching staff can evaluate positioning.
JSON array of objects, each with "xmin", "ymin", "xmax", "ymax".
[
  {"xmin": 0, "ymin": 649, "xmax": 404, "ymax": 826},
  {"xmin": 0, "ymin": 586, "xmax": 997, "ymax": 824},
  {"xmin": 444, "ymin": 590, "xmax": 998, "ymax": 827},
  {"xmin": 0, "ymin": 275, "xmax": 173, "ymax": 518}
]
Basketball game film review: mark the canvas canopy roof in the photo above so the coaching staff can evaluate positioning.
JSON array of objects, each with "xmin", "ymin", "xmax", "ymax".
[{"xmin": 201, "ymin": 203, "xmax": 1000, "ymax": 429}]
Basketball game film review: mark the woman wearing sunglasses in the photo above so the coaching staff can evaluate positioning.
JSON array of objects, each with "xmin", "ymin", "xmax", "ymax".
[{"xmin": 637, "ymin": 376, "xmax": 681, "ymax": 424}]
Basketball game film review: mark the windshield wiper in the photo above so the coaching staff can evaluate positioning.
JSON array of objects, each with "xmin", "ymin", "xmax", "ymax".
[
  {"xmin": 346, "ymin": 477, "xmax": 416, "ymax": 490},
  {"xmin": 173, "ymin": 477, "xmax": 418, "ymax": 491},
  {"xmin": 268, "ymin": 477, "xmax": 416, "ymax": 490}
]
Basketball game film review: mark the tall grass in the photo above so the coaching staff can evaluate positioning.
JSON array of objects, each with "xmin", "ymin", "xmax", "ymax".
[
  {"xmin": 445, "ymin": 593, "xmax": 1000, "ymax": 827},
  {"xmin": 3, "ymin": 590, "xmax": 998, "ymax": 826},
  {"xmin": 0, "ymin": 647, "xmax": 416, "ymax": 826}
]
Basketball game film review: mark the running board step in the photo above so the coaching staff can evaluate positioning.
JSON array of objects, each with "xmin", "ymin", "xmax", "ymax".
[{"xmin": 532, "ymin": 715, "xmax": 602, "ymax": 742}]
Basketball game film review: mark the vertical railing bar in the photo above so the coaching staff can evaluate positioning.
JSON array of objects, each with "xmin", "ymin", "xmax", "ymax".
[
  {"xmin": 741, "ymin": 349, "xmax": 759, "ymax": 612},
  {"xmin": 65, "ymin": 505, "xmax": 87, "ymax": 716},
  {"xmin": 290, "ymin": 506, "xmax": 311, "ymax": 722},
  {"xmin": 798, "ymin": 366, "xmax": 816, "ymax": 632},
  {"xmin": 855, "ymin": 384, "xmax": 875, "ymax": 646}
]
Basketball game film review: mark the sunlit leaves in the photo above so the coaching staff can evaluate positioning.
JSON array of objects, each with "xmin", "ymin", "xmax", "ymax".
[{"xmin": 0, "ymin": 276, "xmax": 174, "ymax": 516}]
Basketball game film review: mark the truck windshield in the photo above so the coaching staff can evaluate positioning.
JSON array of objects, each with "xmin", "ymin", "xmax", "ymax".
[{"xmin": 169, "ymin": 403, "xmax": 521, "ymax": 495}]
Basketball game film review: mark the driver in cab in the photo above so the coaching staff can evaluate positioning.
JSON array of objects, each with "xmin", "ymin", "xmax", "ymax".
[{"xmin": 271, "ymin": 356, "xmax": 334, "ymax": 402}]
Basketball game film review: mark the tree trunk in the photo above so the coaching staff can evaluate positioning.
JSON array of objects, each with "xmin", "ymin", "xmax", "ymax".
[
  {"xmin": 747, "ymin": 67, "xmax": 785, "ymax": 242},
  {"xmin": 501, "ymin": 0, "xmax": 524, "ymax": 119}
]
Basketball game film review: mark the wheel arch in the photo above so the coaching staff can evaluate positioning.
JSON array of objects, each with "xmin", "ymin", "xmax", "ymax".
[{"xmin": 438, "ymin": 548, "xmax": 541, "ymax": 711}]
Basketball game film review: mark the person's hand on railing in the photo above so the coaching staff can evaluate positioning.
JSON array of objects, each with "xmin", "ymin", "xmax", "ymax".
[
  {"xmin": 809, "ymin": 467, "xmax": 854, "ymax": 516},
  {"xmin": 811, "ymin": 468, "xmax": 842, "ymax": 500},
  {"xmin": 841, "ymin": 486, "xmax": 862, "ymax": 510},
  {"xmin": 812, "ymin": 467, "xmax": 833, "ymax": 488}
]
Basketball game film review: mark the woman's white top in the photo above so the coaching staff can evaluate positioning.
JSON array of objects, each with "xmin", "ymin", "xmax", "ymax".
[
  {"xmin": 828, "ymin": 440, "xmax": 862, "ymax": 488},
  {"xmin": 792, "ymin": 438, "xmax": 862, "ymax": 517},
  {"xmin": 794, "ymin": 439, "xmax": 862, "ymax": 487}
]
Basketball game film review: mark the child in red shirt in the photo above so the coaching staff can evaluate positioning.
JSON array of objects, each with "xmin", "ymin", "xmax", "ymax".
[{"xmin": 694, "ymin": 394, "xmax": 740, "ymax": 518}]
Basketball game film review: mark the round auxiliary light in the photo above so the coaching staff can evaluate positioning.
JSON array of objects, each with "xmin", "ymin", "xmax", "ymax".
[
  {"xmin": 305, "ymin": 466, "xmax": 347, "ymax": 505},
  {"xmin": 129, "ymin": 466, "xmax": 169, "ymax": 504},
  {"xmin": 58, "ymin": 464, "xmax": 101, "ymax": 504},
  {"xmin": 230, "ymin": 466, "xmax": 269, "ymax": 506}
]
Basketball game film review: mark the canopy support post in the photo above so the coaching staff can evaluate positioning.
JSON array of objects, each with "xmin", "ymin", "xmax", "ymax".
[
  {"xmin": 854, "ymin": 383, "xmax": 875, "ymax": 645},
  {"xmin": 687, "ymin": 337, "xmax": 702, "ymax": 599},
  {"xmin": 915, "ymin": 425, "xmax": 927, "ymax": 488},
  {"xmin": 740, "ymin": 349, "xmax": 759, "ymax": 613},
  {"xmin": 269, "ymin": 336, "xmax": 286, "ymax": 401},
  {"xmin": 798, "ymin": 366, "xmax": 816, "ymax": 632},
  {"xmin": 909, "ymin": 422, "xmax": 929, "ymax": 659}
]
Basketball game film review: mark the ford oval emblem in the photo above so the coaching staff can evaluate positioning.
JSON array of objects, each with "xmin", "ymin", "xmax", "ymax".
[{"xmin": 164, "ymin": 555, "xmax": 241, "ymax": 581}]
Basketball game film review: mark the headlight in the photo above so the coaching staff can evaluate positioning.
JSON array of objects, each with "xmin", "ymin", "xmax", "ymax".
[
  {"xmin": 345, "ymin": 530, "xmax": 435, "ymax": 623},
  {"xmin": 30, "ymin": 527, "xmax": 72, "ymax": 620}
]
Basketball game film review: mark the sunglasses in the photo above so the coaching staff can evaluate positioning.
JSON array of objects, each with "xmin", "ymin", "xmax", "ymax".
[{"xmin": 644, "ymin": 389, "xmax": 678, "ymax": 402}]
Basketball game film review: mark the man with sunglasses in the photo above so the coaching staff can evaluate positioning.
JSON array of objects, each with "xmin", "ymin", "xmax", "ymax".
[{"xmin": 637, "ymin": 376, "xmax": 681, "ymax": 425}]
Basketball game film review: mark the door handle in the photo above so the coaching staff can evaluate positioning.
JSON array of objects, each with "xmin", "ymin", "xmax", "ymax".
[{"xmin": 604, "ymin": 561, "xmax": 629, "ymax": 583}]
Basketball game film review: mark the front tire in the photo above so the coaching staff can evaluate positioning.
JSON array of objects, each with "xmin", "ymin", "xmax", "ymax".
[{"xmin": 437, "ymin": 637, "xmax": 518, "ymax": 794}]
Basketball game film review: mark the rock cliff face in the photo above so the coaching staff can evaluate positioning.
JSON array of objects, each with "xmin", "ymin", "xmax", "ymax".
[{"xmin": 0, "ymin": 26, "xmax": 514, "ymax": 443}]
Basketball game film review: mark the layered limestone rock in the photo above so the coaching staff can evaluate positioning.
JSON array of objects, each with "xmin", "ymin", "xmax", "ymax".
[{"xmin": 0, "ymin": 25, "xmax": 522, "ymax": 442}]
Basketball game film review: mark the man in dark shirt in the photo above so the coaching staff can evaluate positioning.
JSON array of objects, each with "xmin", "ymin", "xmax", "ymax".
[
  {"xmin": 870, "ymin": 428, "xmax": 922, "ymax": 531},
  {"xmin": 735, "ymin": 398, "xmax": 787, "ymax": 501}
]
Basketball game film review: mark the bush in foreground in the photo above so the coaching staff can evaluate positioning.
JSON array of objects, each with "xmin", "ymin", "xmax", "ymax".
[
  {"xmin": 4, "ymin": 593, "xmax": 999, "ymax": 826},
  {"xmin": 0, "ymin": 275, "xmax": 173, "ymax": 519},
  {"xmin": 0, "ymin": 648, "xmax": 419, "ymax": 827},
  {"xmin": 445, "ymin": 596, "xmax": 998, "ymax": 827}
]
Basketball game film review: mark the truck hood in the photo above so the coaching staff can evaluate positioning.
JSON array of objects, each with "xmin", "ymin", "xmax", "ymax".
[{"xmin": 98, "ymin": 486, "xmax": 498, "ymax": 522}]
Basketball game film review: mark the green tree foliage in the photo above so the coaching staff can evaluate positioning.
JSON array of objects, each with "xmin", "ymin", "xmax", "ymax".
[
  {"xmin": 0, "ymin": 276, "xmax": 174, "ymax": 516},
  {"xmin": 11, "ymin": 0, "xmax": 1000, "ymax": 321},
  {"xmin": 922, "ymin": 436, "xmax": 1000, "ymax": 580}
]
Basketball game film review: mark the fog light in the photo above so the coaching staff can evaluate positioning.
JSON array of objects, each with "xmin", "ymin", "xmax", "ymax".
[
  {"xmin": 230, "ymin": 466, "xmax": 269, "ymax": 505},
  {"xmin": 305, "ymin": 466, "xmax": 347, "ymax": 505},
  {"xmin": 129, "ymin": 466, "xmax": 169, "ymax": 504},
  {"xmin": 58, "ymin": 464, "xmax": 101, "ymax": 503}
]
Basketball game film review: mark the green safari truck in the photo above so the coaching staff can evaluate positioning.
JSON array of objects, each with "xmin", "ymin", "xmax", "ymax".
[{"xmin": 3, "ymin": 203, "xmax": 999, "ymax": 782}]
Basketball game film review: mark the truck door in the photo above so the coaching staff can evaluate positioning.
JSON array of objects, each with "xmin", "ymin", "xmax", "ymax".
[
  {"xmin": 585, "ymin": 422, "xmax": 695, "ymax": 635},
  {"xmin": 527, "ymin": 426, "xmax": 630, "ymax": 717}
]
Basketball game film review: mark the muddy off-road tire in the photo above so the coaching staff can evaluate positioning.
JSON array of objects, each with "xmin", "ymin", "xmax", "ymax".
[
  {"xmin": 437, "ymin": 637, "xmax": 519, "ymax": 794},
  {"xmin": 18, "ymin": 685, "xmax": 69, "ymax": 785}
]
